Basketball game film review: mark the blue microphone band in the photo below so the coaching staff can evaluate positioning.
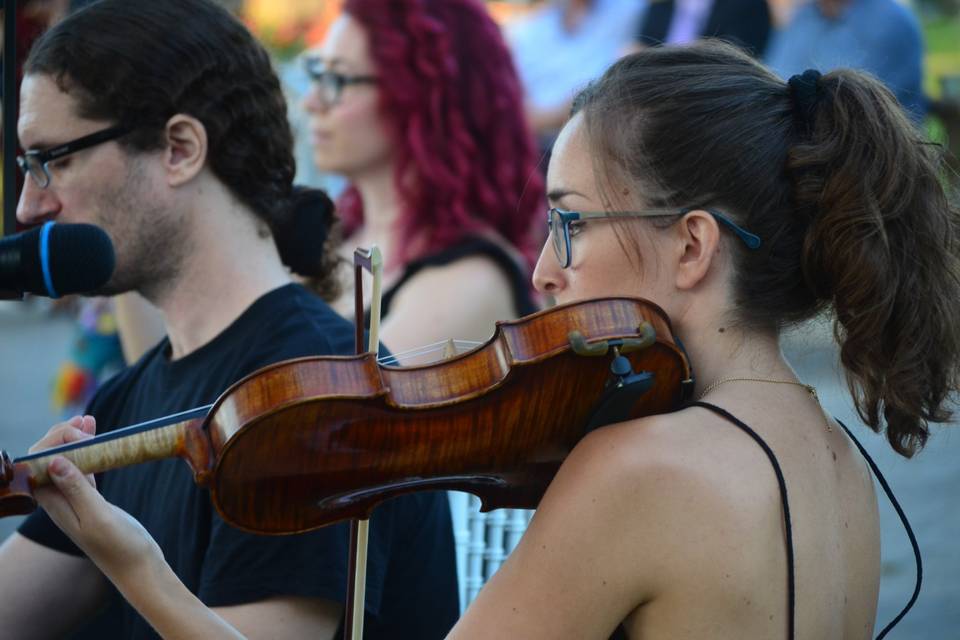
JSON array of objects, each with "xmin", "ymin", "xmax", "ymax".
[{"xmin": 40, "ymin": 221, "xmax": 59, "ymax": 298}]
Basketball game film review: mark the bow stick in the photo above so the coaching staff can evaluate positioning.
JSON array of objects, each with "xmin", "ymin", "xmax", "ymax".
[{"xmin": 345, "ymin": 245, "xmax": 383, "ymax": 640}]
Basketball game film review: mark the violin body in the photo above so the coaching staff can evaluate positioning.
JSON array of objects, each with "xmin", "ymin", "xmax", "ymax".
[
  {"xmin": 0, "ymin": 297, "xmax": 691, "ymax": 536},
  {"xmin": 206, "ymin": 297, "xmax": 691, "ymax": 534}
]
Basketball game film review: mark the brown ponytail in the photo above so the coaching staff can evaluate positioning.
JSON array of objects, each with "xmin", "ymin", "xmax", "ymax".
[
  {"xmin": 793, "ymin": 70, "xmax": 960, "ymax": 456},
  {"xmin": 573, "ymin": 40, "xmax": 960, "ymax": 457}
]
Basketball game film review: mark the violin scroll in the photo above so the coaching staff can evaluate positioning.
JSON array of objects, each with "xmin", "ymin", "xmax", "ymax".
[{"xmin": 0, "ymin": 452, "xmax": 39, "ymax": 518}]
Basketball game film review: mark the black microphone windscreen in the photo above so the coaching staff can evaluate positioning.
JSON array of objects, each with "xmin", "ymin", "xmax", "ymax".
[
  {"xmin": 0, "ymin": 223, "xmax": 115, "ymax": 297},
  {"xmin": 48, "ymin": 223, "xmax": 116, "ymax": 296}
]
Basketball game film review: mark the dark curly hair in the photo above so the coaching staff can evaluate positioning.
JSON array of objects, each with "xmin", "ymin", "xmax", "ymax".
[
  {"xmin": 574, "ymin": 41, "xmax": 960, "ymax": 457},
  {"xmin": 25, "ymin": 0, "xmax": 339, "ymax": 296},
  {"xmin": 337, "ymin": 0, "xmax": 544, "ymax": 267}
]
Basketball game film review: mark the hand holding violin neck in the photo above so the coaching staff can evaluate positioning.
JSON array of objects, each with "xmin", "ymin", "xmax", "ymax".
[
  {"xmin": 0, "ymin": 417, "xmax": 213, "ymax": 518},
  {"xmin": 17, "ymin": 419, "xmax": 210, "ymax": 485}
]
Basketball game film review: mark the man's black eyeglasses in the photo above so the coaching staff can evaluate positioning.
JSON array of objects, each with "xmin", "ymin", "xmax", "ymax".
[
  {"xmin": 304, "ymin": 56, "xmax": 377, "ymax": 106},
  {"xmin": 17, "ymin": 125, "xmax": 131, "ymax": 189},
  {"xmin": 548, "ymin": 207, "xmax": 762, "ymax": 269}
]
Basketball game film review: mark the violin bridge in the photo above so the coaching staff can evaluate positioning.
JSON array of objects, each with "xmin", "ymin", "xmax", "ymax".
[{"xmin": 442, "ymin": 338, "xmax": 459, "ymax": 360}]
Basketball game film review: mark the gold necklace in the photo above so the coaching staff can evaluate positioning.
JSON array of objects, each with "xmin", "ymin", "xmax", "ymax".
[{"xmin": 697, "ymin": 377, "xmax": 832, "ymax": 432}]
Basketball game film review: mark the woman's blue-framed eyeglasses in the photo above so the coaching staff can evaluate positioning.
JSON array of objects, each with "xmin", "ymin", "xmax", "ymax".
[{"xmin": 547, "ymin": 207, "xmax": 762, "ymax": 269}]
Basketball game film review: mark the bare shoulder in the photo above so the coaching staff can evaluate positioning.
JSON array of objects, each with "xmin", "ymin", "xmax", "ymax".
[
  {"xmin": 559, "ymin": 408, "xmax": 754, "ymax": 493},
  {"xmin": 453, "ymin": 409, "xmax": 775, "ymax": 639},
  {"xmin": 391, "ymin": 252, "xmax": 517, "ymax": 310},
  {"xmin": 542, "ymin": 408, "xmax": 787, "ymax": 582},
  {"xmin": 545, "ymin": 408, "xmax": 774, "ymax": 577},
  {"xmin": 380, "ymin": 252, "xmax": 520, "ymax": 352}
]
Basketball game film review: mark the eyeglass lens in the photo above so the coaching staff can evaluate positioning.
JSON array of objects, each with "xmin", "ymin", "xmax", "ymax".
[
  {"xmin": 17, "ymin": 156, "xmax": 50, "ymax": 188},
  {"xmin": 313, "ymin": 74, "xmax": 339, "ymax": 104},
  {"xmin": 549, "ymin": 211, "xmax": 570, "ymax": 268}
]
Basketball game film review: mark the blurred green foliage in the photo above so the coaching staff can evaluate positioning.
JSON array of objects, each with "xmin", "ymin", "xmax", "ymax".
[{"xmin": 924, "ymin": 16, "xmax": 960, "ymax": 98}]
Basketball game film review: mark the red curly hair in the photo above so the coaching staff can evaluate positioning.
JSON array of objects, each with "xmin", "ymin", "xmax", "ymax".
[{"xmin": 339, "ymin": 0, "xmax": 544, "ymax": 266}]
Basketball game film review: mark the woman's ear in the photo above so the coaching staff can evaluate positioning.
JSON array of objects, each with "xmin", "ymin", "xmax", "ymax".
[
  {"xmin": 162, "ymin": 114, "xmax": 207, "ymax": 187},
  {"xmin": 674, "ymin": 209, "xmax": 721, "ymax": 290}
]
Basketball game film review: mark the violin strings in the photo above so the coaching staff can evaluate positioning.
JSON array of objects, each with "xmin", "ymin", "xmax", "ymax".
[
  {"xmin": 376, "ymin": 339, "xmax": 483, "ymax": 366},
  {"xmin": 376, "ymin": 340, "xmax": 481, "ymax": 365}
]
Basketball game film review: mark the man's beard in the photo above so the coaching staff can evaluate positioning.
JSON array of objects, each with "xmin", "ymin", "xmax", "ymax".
[{"xmin": 86, "ymin": 161, "xmax": 192, "ymax": 303}]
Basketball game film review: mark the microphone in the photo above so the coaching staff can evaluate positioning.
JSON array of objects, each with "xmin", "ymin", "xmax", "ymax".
[{"xmin": 0, "ymin": 222, "xmax": 115, "ymax": 298}]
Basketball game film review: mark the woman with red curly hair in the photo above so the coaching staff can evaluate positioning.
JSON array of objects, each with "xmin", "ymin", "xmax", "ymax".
[{"xmin": 305, "ymin": 0, "xmax": 544, "ymax": 359}]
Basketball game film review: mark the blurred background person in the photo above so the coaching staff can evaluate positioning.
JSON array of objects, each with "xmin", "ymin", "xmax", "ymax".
[
  {"xmin": 765, "ymin": 0, "xmax": 927, "ymax": 120},
  {"xmin": 505, "ymin": 0, "xmax": 646, "ymax": 158},
  {"xmin": 633, "ymin": 0, "xmax": 773, "ymax": 57},
  {"xmin": 306, "ymin": 0, "xmax": 545, "ymax": 360}
]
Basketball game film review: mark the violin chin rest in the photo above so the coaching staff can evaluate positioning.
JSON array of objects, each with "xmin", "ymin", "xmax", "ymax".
[{"xmin": 586, "ymin": 371, "xmax": 656, "ymax": 432}]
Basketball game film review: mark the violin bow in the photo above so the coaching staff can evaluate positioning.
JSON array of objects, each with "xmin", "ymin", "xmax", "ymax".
[{"xmin": 345, "ymin": 245, "xmax": 383, "ymax": 640}]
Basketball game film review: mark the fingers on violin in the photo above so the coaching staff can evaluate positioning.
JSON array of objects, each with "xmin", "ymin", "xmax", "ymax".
[
  {"xmin": 37, "ymin": 456, "xmax": 95, "ymax": 532},
  {"xmin": 27, "ymin": 416, "xmax": 96, "ymax": 454},
  {"xmin": 47, "ymin": 456, "xmax": 95, "ymax": 498},
  {"xmin": 41, "ymin": 456, "xmax": 146, "ymax": 567},
  {"xmin": 77, "ymin": 415, "xmax": 97, "ymax": 437}
]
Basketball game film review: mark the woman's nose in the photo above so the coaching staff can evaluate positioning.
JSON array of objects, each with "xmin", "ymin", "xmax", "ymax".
[
  {"xmin": 302, "ymin": 84, "xmax": 330, "ymax": 114},
  {"xmin": 532, "ymin": 239, "xmax": 564, "ymax": 297}
]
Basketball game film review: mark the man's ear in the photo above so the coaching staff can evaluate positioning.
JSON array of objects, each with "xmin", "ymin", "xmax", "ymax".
[
  {"xmin": 675, "ymin": 209, "xmax": 721, "ymax": 291},
  {"xmin": 162, "ymin": 114, "xmax": 207, "ymax": 187}
]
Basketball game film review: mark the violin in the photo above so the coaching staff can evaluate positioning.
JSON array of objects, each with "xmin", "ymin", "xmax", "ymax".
[{"xmin": 0, "ymin": 296, "xmax": 692, "ymax": 534}]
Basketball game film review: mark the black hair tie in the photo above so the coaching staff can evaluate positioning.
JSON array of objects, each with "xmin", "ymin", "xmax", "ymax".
[
  {"xmin": 787, "ymin": 69, "xmax": 822, "ymax": 134},
  {"xmin": 275, "ymin": 186, "xmax": 335, "ymax": 276}
]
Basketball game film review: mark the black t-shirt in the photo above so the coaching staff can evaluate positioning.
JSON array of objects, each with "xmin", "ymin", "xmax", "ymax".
[{"xmin": 19, "ymin": 284, "xmax": 459, "ymax": 639}]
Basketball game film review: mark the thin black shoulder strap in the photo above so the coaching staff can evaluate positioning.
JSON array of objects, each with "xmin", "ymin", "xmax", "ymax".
[
  {"xmin": 834, "ymin": 419, "xmax": 923, "ymax": 639},
  {"xmin": 690, "ymin": 401, "xmax": 922, "ymax": 640},
  {"xmin": 688, "ymin": 400, "xmax": 796, "ymax": 640}
]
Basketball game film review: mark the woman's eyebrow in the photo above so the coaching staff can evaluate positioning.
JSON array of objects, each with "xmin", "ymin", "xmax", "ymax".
[{"xmin": 546, "ymin": 188, "xmax": 587, "ymax": 204}]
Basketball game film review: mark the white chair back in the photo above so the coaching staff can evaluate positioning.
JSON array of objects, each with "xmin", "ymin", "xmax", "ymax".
[{"xmin": 448, "ymin": 492, "xmax": 534, "ymax": 613}]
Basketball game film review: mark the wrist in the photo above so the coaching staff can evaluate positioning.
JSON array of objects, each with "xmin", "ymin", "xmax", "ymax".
[{"xmin": 98, "ymin": 537, "xmax": 166, "ymax": 596}]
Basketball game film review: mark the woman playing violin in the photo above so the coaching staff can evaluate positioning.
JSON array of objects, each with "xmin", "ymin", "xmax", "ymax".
[{"xmin": 30, "ymin": 42, "xmax": 960, "ymax": 639}]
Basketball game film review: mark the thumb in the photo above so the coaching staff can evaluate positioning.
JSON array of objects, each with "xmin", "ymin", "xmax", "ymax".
[{"xmin": 47, "ymin": 456, "xmax": 97, "ymax": 511}]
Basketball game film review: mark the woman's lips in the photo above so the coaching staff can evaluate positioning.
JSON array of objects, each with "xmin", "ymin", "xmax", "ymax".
[{"xmin": 310, "ymin": 130, "xmax": 333, "ymax": 145}]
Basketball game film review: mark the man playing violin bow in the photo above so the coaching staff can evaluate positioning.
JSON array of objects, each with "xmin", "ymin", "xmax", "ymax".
[{"xmin": 0, "ymin": 1, "xmax": 458, "ymax": 638}]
